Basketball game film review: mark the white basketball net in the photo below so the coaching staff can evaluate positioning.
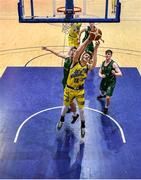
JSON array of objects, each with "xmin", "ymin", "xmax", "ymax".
[{"xmin": 62, "ymin": 23, "xmax": 72, "ymax": 34}]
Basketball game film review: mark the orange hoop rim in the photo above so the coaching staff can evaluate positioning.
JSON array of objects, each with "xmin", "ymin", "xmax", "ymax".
[{"xmin": 57, "ymin": 6, "xmax": 82, "ymax": 14}]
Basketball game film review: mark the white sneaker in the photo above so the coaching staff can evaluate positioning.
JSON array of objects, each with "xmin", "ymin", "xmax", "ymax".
[{"xmin": 56, "ymin": 121, "xmax": 64, "ymax": 130}]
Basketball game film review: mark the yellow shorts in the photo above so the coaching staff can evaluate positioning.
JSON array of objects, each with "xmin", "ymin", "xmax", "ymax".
[
  {"xmin": 68, "ymin": 36, "xmax": 79, "ymax": 48},
  {"xmin": 64, "ymin": 86, "xmax": 85, "ymax": 109}
]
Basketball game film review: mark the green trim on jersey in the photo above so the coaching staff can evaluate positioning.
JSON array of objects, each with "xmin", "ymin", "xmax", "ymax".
[{"xmin": 62, "ymin": 57, "xmax": 72, "ymax": 89}]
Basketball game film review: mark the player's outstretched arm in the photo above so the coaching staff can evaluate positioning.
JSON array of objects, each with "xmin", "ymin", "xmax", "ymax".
[
  {"xmin": 78, "ymin": 28, "xmax": 86, "ymax": 43},
  {"xmin": 73, "ymin": 34, "xmax": 93, "ymax": 65},
  {"xmin": 42, "ymin": 46, "xmax": 66, "ymax": 59},
  {"xmin": 90, "ymin": 41, "xmax": 100, "ymax": 69}
]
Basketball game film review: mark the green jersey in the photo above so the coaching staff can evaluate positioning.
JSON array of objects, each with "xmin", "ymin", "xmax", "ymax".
[
  {"xmin": 100, "ymin": 60, "xmax": 116, "ymax": 96},
  {"xmin": 82, "ymin": 26, "xmax": 94, "ymax": 53},
  {"xmin": 62, "ymin": 57, "xmax": 72, "ymax": 89}
]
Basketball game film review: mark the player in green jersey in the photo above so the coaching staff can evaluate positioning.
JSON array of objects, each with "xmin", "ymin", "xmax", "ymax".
[
  {"xmin": 78, "ymin": 23, "xmax": 96, "ymax": 53},
  {"xmin": 97, "ymin": 50, "xmax": 122, "ymax": 114}
]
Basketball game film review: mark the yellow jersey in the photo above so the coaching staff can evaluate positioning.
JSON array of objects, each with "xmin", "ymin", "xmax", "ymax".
[
  {"xmin": 67, "ymin": 61, "xmax": 89, "ymax": 89},
  {"xmin": 68, "ymin": 23, "xmax": 82, "ymax": 38}
]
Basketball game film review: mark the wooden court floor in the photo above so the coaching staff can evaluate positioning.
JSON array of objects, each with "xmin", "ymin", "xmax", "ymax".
[{"xmin": 0, "ymin": 0, "xmax": 141, "ymax": 77}]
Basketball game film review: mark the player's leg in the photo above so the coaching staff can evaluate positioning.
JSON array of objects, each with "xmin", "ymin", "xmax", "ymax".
[
  {"xmin": 97, "ymin": 79, "xmax": 107, "ymax": 99},
  {"xmin": 76, "ymin": 89, "xmax": 85, "ymax": 138},
  {"xmin": 70, "ymin": 100, "xmax": 79, "ymax": 124},
  {"xmin": 97, "ymin": 90, "xmax": 106, "ymax": 99},
  {"xmin": 104, "ymin": 96, "xmax": 110, "ymax": 114},
  {"xmin": 57, "ymin": 88, "xmax": 73, "ymax": 130},
  {"xmin": 103, "ymin": 85, "xmax": 115, "ymax": 114},
  {"xmin": 62, "ymin": 77, "xmax": 72, "ymax": 113},
  {"xmin": 56, "ymin": 105, "xmax": 68, "ymax": 130}
]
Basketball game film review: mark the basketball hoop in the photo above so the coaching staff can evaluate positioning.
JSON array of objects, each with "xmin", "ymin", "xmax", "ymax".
[
  {"xmin": 57, "ymin": 6, "xmax": 82, "ymax": 34},
  {"xmin": 57, "ymin": 6, "xmax": 82, "ymax": 14}
]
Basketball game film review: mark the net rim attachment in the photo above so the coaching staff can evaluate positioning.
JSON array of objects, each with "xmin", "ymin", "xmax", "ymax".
[{"xmin": 57, "ymin": 6, "xmax": 82, "ymax": 14}]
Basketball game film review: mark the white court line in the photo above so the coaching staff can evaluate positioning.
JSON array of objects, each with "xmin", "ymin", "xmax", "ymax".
[
  {"xmin": 85, "ymin": 107, "xmax": 126, "ymax": 143},
  {"xmin": 13, "ymin": 106, "xmax": 126, "ymax": 144}
]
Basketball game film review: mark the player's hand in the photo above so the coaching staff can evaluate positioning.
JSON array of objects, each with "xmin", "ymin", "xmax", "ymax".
[
  {"xmin": 112, "ymin": 70, "xmax": 116, "ymax": 75},
  {"xmin": 95, "ymin": 41, "xmax": 100, "ymax": 48},
  {"xmin": 101, "ymin": 74, "xmax": 106, "ymax": 78}
]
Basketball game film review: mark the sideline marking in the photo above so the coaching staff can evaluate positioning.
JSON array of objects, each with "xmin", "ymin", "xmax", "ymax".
[{"xmin": 13, "ymin": 106, "xmax": 126, "ymax": 144}]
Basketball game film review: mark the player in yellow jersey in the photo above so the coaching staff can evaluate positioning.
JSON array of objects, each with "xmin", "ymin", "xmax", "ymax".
[
  {"xmin": 57, "ymin": 33, "xmax": 100, "ymax": 138},
  {"xmin": 68, "ymin": 23, "xmax": 82, "ymax": 47}
]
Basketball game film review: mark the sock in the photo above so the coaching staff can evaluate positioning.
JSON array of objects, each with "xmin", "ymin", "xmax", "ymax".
[
  {"xmin": 60, "ymin": 116, "xmax": 65, "ymax": 122},
  {"xmin": 81, "ymin": 121, "xmax": 85, "ymax": 128},
  {"xmin": 105, "ymin": 104, "xmax": 109, "ymax": 108},
  {"xmin": 73, "ymin": 112, "xmax": 77, "ymax": 117},
  {"xmin": 68, "ymin": 107, "xmax": 71, "ymax": 110}
]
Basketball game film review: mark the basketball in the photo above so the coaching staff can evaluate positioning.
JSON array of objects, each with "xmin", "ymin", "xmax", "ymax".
[
  {"xmin": 89, "ymin": 28, "xmax": 102, "ymax": 41},
  {"xmin": 95, "ymin": 28, "xmax": 102, "ymax": 41}
]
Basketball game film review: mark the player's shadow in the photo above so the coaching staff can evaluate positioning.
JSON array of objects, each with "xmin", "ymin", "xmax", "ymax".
[
  {"xmin": 97, "ymin": 98, "xmax": 105, "ymax": 111},
  {"xmin": 100, "ymin": 115, "xmax": 124, "ymax": 152},
  {"xmin": 97, "ymin": 98, "xmax": 124, "ymax": 152},
  {"xmin": 54, "ymin": 128, "xmax": 85, "ymax": 179}
]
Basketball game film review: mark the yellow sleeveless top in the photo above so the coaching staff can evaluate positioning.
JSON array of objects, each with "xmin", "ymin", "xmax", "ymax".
[
  {"xmin": 67, "ymin": 61, "xmax": 88, "ymax": 89},
  {"xmin": 68, "ymin": 23, "xmax": 82, "ymax": 38}
]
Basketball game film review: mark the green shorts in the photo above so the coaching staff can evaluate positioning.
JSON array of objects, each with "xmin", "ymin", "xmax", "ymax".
[{"xmin": 100, "ymin": 79, "xmax": 116, "ymax": 96}]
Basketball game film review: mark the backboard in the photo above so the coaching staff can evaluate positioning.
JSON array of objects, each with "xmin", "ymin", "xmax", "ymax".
[{"xmin": 18, "ymin": 0, "xmax": 121, "ymax": 23}]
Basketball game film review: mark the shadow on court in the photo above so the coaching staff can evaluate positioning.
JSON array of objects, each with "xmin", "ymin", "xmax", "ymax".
[{"xmin": 54, "ymin": 128, "xmax": 84, "ymax": 179}]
